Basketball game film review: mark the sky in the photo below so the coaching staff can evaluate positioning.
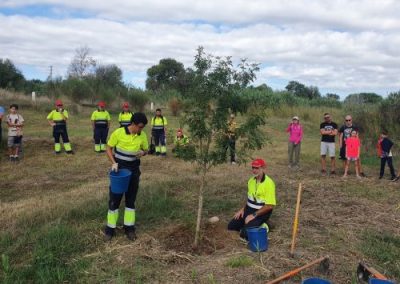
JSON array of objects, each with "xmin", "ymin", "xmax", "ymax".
[{"xmin": 1, "ymin": 0, "xmax": 400, "ymax": 98}]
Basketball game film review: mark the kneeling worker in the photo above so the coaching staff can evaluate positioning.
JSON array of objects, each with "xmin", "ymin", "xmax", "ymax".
[
  {"xmin": 228, "ymin": 158, "xmax": 276, "ymax": 239},
  {"xmin": 104, "ymin": 112, "xmax": 149, "ymax": 241}
]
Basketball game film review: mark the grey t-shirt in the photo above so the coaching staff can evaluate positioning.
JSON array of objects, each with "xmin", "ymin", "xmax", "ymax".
[{"xmin": 7, "ymin": 113, "xmax": 24, "ymax": 136}]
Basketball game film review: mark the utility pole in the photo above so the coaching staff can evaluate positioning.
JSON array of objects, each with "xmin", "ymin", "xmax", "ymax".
[{"xmin": 47, "ymin": 65, "xmax": 53, "ymax": 81}]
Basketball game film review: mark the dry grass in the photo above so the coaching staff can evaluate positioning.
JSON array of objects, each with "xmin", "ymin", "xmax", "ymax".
[{"xmin": 1, "ymin": 102, "xmax": 399, "ymax": 283}]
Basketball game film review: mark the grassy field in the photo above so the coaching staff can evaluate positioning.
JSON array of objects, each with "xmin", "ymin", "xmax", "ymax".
[{"xmin": 0, "ymin": 96, "xmax": 399, "ymax": 283}]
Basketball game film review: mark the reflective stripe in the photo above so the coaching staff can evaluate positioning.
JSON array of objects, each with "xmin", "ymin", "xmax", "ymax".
[
  {"xmin": 247, "ymin": 197, "xmax": 265, "ymax": 206},
  {"xmin": 115, "ymin": 154, "xmax": 137, "ymax": 161},
  {"xmin": 124, "ymin": 207, "xmax": 136, "ymax": 226},
  {"xmin": 107, "ymin": 209, "xmax": 119, "ymax": 228},
  {"xmin": 54, "ymin": 120, "xmax": 66, "ymax": 125},
  {"xmin": 95, "ymin": 120, "xmax": 108, "ymax": 124},
  {"xmin": 247, "ymin": 202, "xmax": 263, "ymax": 209},
  {"xmin": 115, "ymin": 147, "xmax": 141, "ymax": 156},
  {"xmin": 152, "ymin": 126, "xmax": 164, "ymax": 130}
]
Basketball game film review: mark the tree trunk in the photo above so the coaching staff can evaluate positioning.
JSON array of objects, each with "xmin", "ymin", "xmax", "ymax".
[{"xmin": 194, "ymin": 164, "xmax": 207, "ymax": 248}]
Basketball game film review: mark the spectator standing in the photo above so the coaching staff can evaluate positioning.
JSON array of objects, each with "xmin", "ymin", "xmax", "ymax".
[
  {"xmin": 6, "ymin": 104, "xmax": 24, "ymax": 162},
  {"xmin": 377, "ymin": 130, "xmax": 397, "ymax": 180},
  {"xmin": 339, "ymin": 115, "xmax": 365, "ymax": 176},
  {"xmin": 343, "ymin": 130, "xmax": 361, "ymax": 178},
  {"xmin": 286, "ymin": 116, "xmax": 303, "ymax": 169},
  {"xmin": 320, "ymin": 113, "xmax": 338, "ymax": 175},
  {"xmin": 0, "ymin": 105, "xmax": 4, "ymax": 145}
]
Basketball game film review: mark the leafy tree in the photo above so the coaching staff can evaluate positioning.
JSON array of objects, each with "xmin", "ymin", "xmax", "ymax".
[
  {"xmin": 344, "ymin": 93, "xmax": 383, "ymax": 104},
  {"xmin": 180, "ymin": 47, "xmax": 267, "ymax": 247},
  {"xmin": 67, "ymin": 46, "xmax": 96, "ymax": 79},
  {"xmin": 325, "ymin": 93, "xmax": 340, "ymax": 101},
  {"xmin": 0, "ymin": 58, "xmax": 25, "ymax": 90},
  {"xmin": 95, "ymin": 64, "xmax": 123, "ymax": 88},
  {"xmin": 145, "ymin": 58, "xmax": 186, "ymax": 92},
  {"xmin": 285, "ymin": 81, "xmax": 321, "ymax": 100},
  {"xmin": 255, "ymin": 83, "xmax": 273, "ymax": 93}
]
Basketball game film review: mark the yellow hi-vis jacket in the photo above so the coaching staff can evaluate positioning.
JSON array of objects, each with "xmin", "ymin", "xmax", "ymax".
[
  {"xmin": 247, "ymin": 174, "xmax": 276, "ymax": 210},
  {"xmin": 91, "ymin": 110, "xmax": 111, "ymax": 127},
  {"xmin": 107, "ymin": 127, "xmax": 149, "ymax": 162},
  {"xmin": 151, "ymin": 116, "xmax": 167, "ymax": 130},
  {"xmin": 47, "ymin": 109, "xmax": 69, "ymax": 125},
  {"xmin": 118, "ymin": 111, "xmax": 133, "ymax": 127}
]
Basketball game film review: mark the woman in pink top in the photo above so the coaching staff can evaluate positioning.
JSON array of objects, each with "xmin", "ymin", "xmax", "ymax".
[
  {"xmin": 286, "ymin": 116, "xmax": 303, "ymax": 169},
  {"xmin": 343, "ymin": 130, "xmax": 361, "ymax": 178}
]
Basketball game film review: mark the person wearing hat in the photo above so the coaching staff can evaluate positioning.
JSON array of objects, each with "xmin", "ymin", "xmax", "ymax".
[
  {"xmin": 228, "ymin": 158, "xmax": 276, "ymax": 239},
  {"xmin": 104, "ymin": 112, "xmax": 149, "ymax": 241},
  {"xmin": 286, "ymin": 116, "xmax": 303, "ymax": 169},
  {"xmin": 91, "ymin": 101, "xmax": 111, "ymax": 153},
  {"xmin": 172, "ymin": 128, "xmax": 190, "ymax": 157},
  {"xmin": 47, "ymin": 100, "xmax": 73, "ymax": 154},
  {"xmin": 118, "ymin": 102, "xmax": 133, "ymax": 127}
]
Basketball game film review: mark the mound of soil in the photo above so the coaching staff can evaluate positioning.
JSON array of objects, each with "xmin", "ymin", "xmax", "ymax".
[{"xmin": 160, "ymin": 222, "xmax": 235, "ymax": 255}]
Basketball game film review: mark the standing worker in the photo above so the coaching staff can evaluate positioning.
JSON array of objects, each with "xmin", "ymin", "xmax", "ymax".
[
  {"xmin": 118, "ymin": 102, "xmax": 133, "ymax": 127},
  {"xmin": 151, "ymin": 108, "xmax": 168, "ymax": 156},
  {"xmin": 228, "ymin": 158, "xmax": 276, "ymax": 239},
  {"xmin": 104, "ymin": 112, "xmax": 149, "ymax": 241},
  {"xmin": 226, "ymin": 114, "xmax": 237, "ymax": 164},
  {"xmin": 47, "ymin": 100, "xmax": 73, "ymax": 154},
  {"xmin": 91, "ymin": 101, "xmax": 111, "ymax": 153}
]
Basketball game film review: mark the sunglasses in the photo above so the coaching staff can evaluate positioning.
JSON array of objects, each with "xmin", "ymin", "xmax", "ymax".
[{"xmin": 345, "ymin": 119, "xmax": 352, "ymax": 121}]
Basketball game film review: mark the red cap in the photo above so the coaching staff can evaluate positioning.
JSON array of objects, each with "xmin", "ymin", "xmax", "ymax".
[
  {"xmin": 98, "ymin": 101, "xmax": 106, "ymax": 107},
  {"xmin": 55, "ymin": 99, "xmax": 63, "ymax": 106},
  {"xmin": 122, "ymin": 102, "xmax": 129, "ymax": 108},
  {"xmin": 251, "ymin": 158, "xmax": 266, "ymax": 168}
]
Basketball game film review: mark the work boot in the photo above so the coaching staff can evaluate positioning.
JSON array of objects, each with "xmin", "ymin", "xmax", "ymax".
[
  {"xmin": 104, "ymin": 233, "xmax": 113, "ymax": 242},
  {"xmin": 126, "ymin": 231, "xmax": 137, "ymax": 241},
  {"xmin": 66, "ymin": 150, "xmax": 74, "ymax": 155}
]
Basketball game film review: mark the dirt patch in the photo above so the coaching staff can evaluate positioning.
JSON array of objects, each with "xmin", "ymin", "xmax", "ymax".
[{"xmin": 159, "ymin": 222, "xmax": 236, "ymax": 255}]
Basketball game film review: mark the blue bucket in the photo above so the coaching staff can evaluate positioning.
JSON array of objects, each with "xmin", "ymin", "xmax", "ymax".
[
  {"xmin": 109, "ymin": 169, "xmax": 132, "ymax": 194},
  {"xmin": 369, "ymin": 279, "xmax": 395, "ymax": 284},
  {"xmin": 247, "ymin": 227, "xmax": 268, "ymax": 252},
  {"xmin": 302, "ymin": 278, "xmax": 331, "ymax": 284}
]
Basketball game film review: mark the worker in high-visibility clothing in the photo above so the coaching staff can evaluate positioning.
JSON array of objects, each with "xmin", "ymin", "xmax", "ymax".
[
  {"xmin": 118, "ymin": 102, "xmax": 133, "ymax": 127},
  {"xmin": 151, "ymin": 108, "xmax": 168, "ymax": 156},
  {"xmin": 104, "ymin": 112, "xmax": 149, "ymax": 241},
  {"xmin": 228, "ymin": 158, "xmax": 276, "ymax": 240},
  {"xmin": 91, "ymin": 101, "xmax": 111, "ymax": 153},
  {"xmin": 47, "ymin": 100, "xmax": 73, "ymax": 154}
]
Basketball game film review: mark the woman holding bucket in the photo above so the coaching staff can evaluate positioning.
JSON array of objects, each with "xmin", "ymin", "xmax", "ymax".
[
  {"xmin": 227, "ymin": 158, "xmax": 276, "ymax": 240},
  {"xmin": 104, "ymin": 112, "xmax": 149, "ymax": 241}
]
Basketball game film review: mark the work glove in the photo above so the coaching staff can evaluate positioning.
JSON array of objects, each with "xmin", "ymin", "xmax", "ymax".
[
  {"xmin": 111, "ymin": 163, "xmax": 118, "ymax": 172},
  {"xmin": 137, "ymin": 150, "xmax": 145, "ymax": 158}
]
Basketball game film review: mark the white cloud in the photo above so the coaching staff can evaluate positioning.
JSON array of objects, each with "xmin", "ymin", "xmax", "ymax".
[{"xmin": 1, "ymin": 1, "xmax": 400, "ymax": 95}]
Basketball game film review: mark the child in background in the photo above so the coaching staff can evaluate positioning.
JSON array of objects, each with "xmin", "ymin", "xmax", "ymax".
[
  {"xmin": 6, "ymin": 104, "xmax": 24, "ymax": 162},
  {"xmin": 343, "ymin": 130, "xmax": 361, "ymax": 178},
  {"xmin": 377, "ymin": 130, "xmax": 397, "ymax": 180}
]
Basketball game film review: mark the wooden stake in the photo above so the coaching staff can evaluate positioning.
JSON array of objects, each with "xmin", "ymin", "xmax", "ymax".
[{"xmin": 290, "ymin": 183, "xmax": 302, "ymax": 257}]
